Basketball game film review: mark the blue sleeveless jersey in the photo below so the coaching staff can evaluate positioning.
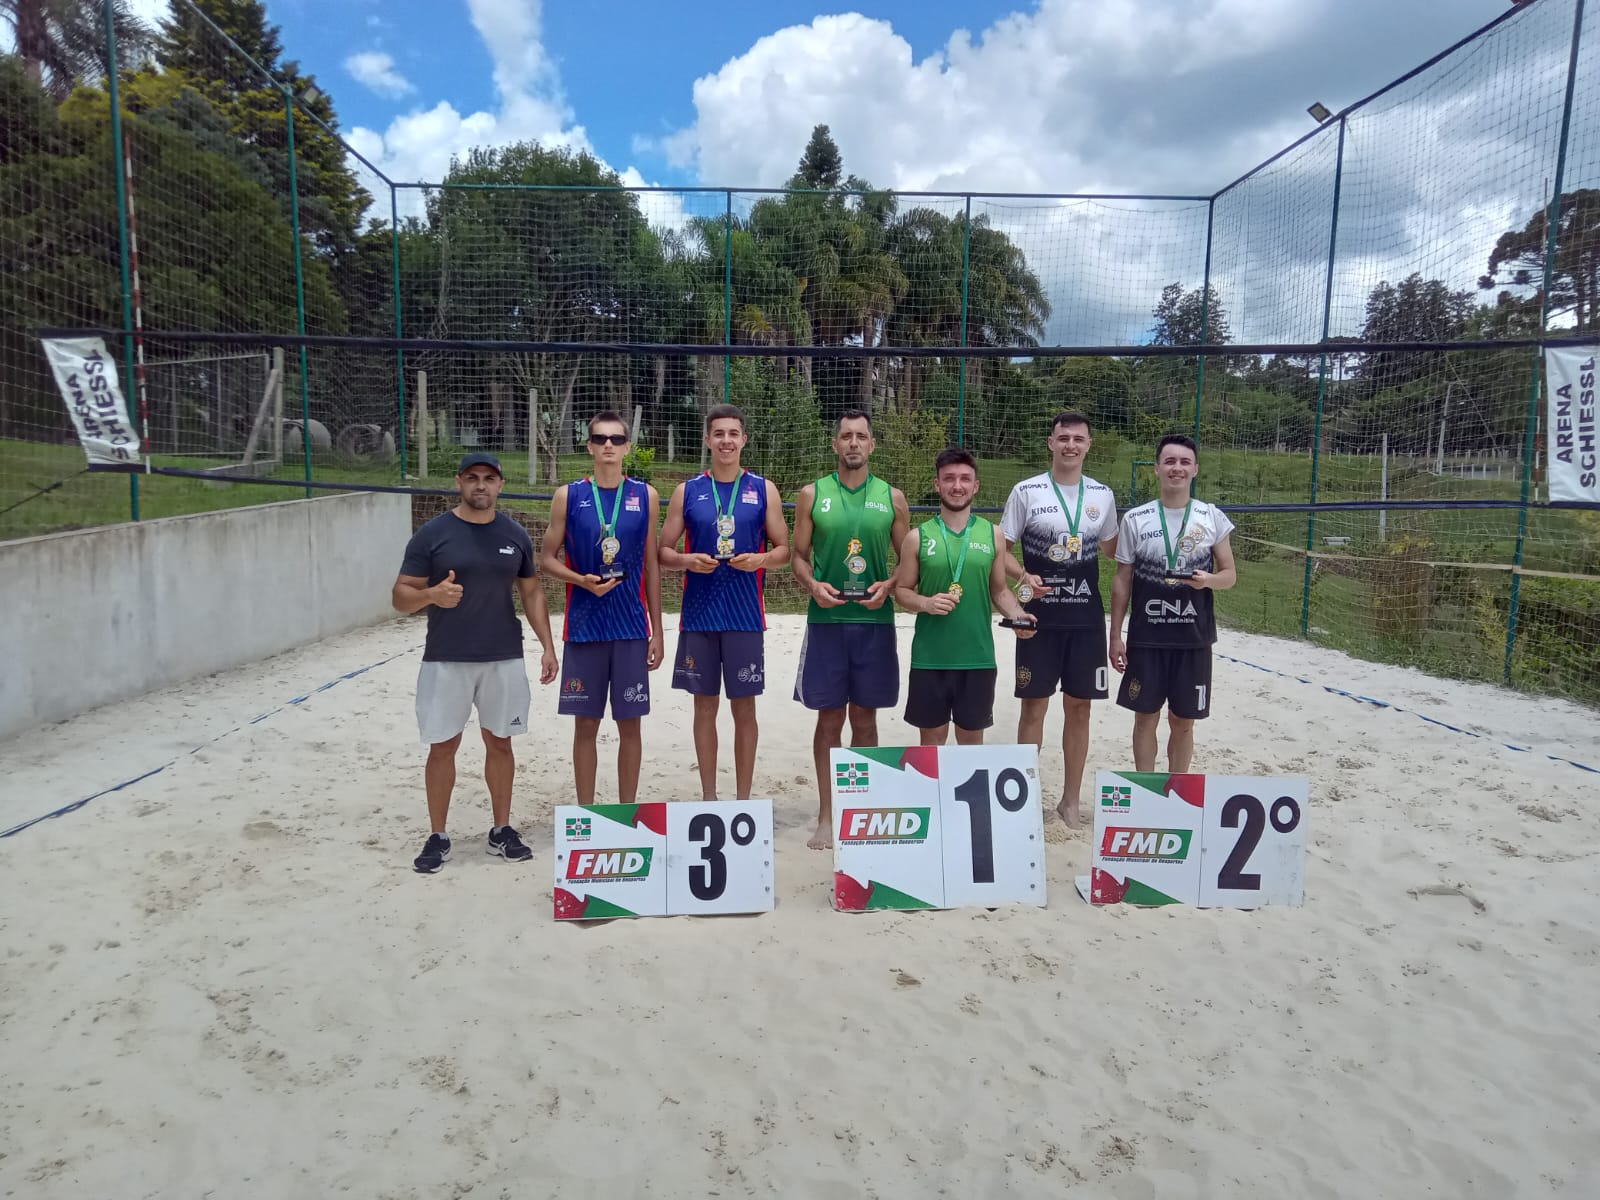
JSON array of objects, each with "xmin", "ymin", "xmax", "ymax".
[
  {"xmin": 681, "ymin": 470, "xmax": 770, "ymax": 633},
  {"xmin": 563, "ymin": 477, "xmax": 652, "ymax": 643}
]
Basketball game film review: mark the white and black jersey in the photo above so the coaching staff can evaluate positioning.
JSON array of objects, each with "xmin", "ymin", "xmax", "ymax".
[
  {"xmin": 1115, "ymin": 499, "xmax": 1234, "ymax": 648},
  {"xmin": 1000, "ymin": 473, "xmax": 1117, "ymax": 629}
]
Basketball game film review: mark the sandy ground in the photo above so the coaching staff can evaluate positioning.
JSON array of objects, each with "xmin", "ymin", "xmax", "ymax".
[{"xmin": 1, "ymin": 612, "xmax": 1597, "ymax": 1199}]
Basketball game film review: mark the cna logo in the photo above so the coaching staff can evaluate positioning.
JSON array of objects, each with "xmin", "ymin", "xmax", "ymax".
[
  {"xmin": 1100, "ymin": 784, "xmax": 1131, "ymax": 808},
  {"xmin": 566, "ymin": 848, "xmax": 654, "ymax": 879},
  {"xmin": 1100, "ymin": 827, "xmax": 1193, "ymax": 862},
  {"xmin": 840, "ymin": 808, "xmax": 931, "ymax": 843},
  {"xmin": 835, "ymin": 761, "xmax": 871, "ymax": 791},
  {"xmin": 1057, "ymin": 578, "xmax": 1092, "ymax": 597},
  {"xmin": 564, "ymin": 816, "xmax": 592, "ymax": 840},
  {"xmin": 1145, "ymin": 597, "xmax": 1198, "ymax": 619}
]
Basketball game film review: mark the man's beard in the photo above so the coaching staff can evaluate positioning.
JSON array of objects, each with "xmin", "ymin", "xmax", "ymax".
[
  {"xmin": 941, "ymin": 495, "xmax": 974, "ymax": 512},
  {"xmin": 464, "ymin": 493, "xmax": 494, "ymax": 508}
]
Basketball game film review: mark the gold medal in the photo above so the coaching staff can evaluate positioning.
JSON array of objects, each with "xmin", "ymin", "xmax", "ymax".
[
  {"xmin": 948, "ymin": 582, "xmax": 963, "ymax": 601},
  {"xmin": 1065, "ymin": 534, "xmax": 1082, "ymax": 555},
  {"xmin": 1047, "ymin": 542, "xmax": 1068, "ymax": 563},
  {"xmin": 717, "ymin": 536, "xmax": 735, "ymax": 558},
  {"xmin": 601, "ymin": 535, "xmax": 621, "ymax": 564},
  {"xmin": 717, "ymin": 515, "xmax": 736, "ymax": 538}
]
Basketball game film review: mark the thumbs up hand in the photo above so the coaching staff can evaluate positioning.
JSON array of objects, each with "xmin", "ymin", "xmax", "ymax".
[{"xmin": 431, "ymin": 569, "xmax": 464, "ymax": 609}]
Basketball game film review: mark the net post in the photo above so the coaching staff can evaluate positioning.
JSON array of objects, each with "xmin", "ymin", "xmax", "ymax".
[
  {"xmin": 1302, "ymin": 114, "xmax": 1347, "ymax": 638},
  {"xmin": 104, "ymin": 0, "xmax": 139, "ymax": 520},
  {"xmin": 284, "ymin": 88, "xmax": 313, "ymax": 498},
  {"xmin": 392, "ymin": 183, "xmax": 408, "ymax": 479},
  {"xmin": 417, "ymin": 371, "xmax": 428, "ymax": 480},
  {"xmin": 272, "ymin": 348, "xmax": 284, "ymax": 463},
  {"xmin": 1506, "ymin": 0, "xmax": 1586, "ymax": 684},
  {"xmin": 1192, "ymin": 197, "xmax": 1214, "ymax": 463},
  {"xmin": 958, "ymin": 194, "xmax": 972, "ymax": 446},
  {"xmin": 722, "ymin": 190, "xmax": 733, "ymax": 407}
]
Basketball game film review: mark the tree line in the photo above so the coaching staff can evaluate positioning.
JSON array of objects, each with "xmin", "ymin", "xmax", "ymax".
[{"xmin": 2, "ymin": 0, "xmax": 1596, "ymax": 470}]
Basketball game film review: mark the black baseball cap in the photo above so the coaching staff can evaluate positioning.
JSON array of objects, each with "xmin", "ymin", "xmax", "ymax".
[{"xmin": 457, "ymin": 452, "xmax": 503, "ymax": 476}]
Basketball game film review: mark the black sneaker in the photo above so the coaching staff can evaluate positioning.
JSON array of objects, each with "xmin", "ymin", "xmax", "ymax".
[
  {"xmin": 413, "ymin": 833, "xmax": 451, "ymax": 873},
  {"xmin": 487, "ymin": 825, "xmax": 532, "ymax": 862}
]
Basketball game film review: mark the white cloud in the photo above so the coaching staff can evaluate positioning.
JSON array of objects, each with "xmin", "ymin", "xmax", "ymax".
[{"xmin": 345, "ymin": 51, "xmax": 415, "ymax": 99}]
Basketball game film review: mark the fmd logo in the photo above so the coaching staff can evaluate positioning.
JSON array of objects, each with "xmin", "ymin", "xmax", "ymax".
[
  {"xmin": 839, "ymin": 808, "xmax": 931, "ymax": 843},
  {"xmin": 1100, "ymin": 827, "xmax": 1193, "ymax": 862},
  {"xmin": 565, "ymin": 848, "xmax": 654, "ymax": 880}
]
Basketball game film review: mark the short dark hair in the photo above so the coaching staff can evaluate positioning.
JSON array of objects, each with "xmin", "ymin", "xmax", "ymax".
[
  {"xmin": 1156, "ymin": 433, "xmax": 1198, "ymax": 461},
  {"xmin": 704, "ymin": 404, "xmax": 745, "ymax": 432},
  {"xmin": 835, "ymin": 409, "xmax": 873, "ymax": 434},
  {"xmin": 934, "ymin": 447, "xmax": 977, "ymax": 475},
  {"xmin": 588, "ymin": 409, "xmax": 630, "ymax": 437},
  {"xmin": 1051, "ymin": 410, "xmax": 1091, "ymax": 434}
]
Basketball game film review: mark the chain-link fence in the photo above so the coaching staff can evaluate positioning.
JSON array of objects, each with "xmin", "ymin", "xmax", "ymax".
[{"xmin": 2, "ymin": 0, "xmax": 1596, "ymax": 700}]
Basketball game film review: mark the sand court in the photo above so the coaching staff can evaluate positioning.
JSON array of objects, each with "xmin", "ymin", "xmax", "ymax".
[{"xmin": 2, "ymin": 612, "xmax": 1597, "ymax": 1197}]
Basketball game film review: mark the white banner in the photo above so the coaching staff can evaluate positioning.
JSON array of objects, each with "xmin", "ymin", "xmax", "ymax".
[
  {"xmin": 41, "ymin": 337, "xmax": 141, "ymax": 466},
  {"xmin": 1545, "ymin": 344, "xmax": 1598, "ymax": 502}
]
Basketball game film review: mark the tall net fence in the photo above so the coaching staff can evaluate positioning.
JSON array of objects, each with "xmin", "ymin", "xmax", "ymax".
[{"xmin": 1, "ymin": 0, "xmax": 1597, "ymax": 702}]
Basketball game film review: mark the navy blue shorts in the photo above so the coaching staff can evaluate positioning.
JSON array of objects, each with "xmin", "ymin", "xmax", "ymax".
[
  {"xmin": 673, "ymin": 629, "xmax": 765, "ymax": 698},
  {"xmin": 793, "ymin": 622, "xmax": 900, "ymax": 711},
  {"xmin": 558, "ymin": 639, "xmax": 651, "ymax": 719}
]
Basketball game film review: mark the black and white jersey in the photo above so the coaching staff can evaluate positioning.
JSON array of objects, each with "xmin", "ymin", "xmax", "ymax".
[
  {"xmin": 1115, "ymin": 499, "xmax": 1234, "ymax": 647},
  {"xmin": 1000, "ymin": 473, "xmax": 1117, "ymax": 629}
]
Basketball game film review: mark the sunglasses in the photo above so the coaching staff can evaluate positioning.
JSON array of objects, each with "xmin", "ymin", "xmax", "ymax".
[{"xmin": 588, "ymin": 433, "xmax": 629, "ymax": 446}]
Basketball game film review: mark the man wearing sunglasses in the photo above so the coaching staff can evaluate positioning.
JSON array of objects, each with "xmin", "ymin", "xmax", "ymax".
[
  {"xmin": 541, "ymin": 411, "xmax": 665, "ymax": 805},
  {"xmin": 658, "ymin": 404, "xmax": 791, "ymax": 802}
]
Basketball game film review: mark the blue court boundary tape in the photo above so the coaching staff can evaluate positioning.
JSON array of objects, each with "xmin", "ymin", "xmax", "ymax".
[
  {"xmin": 1217, "ymin": 653, "xmax": 1598, "ymax": 776},
  {"xmin": 0, "ymin": 647, "xmax": 420, "ymax": 840}
]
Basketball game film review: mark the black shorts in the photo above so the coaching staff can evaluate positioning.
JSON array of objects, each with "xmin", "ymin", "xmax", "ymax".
[
  {"xmin": 904, "ymin": 668, "xmax": 997, "ymax": 731},
  {"xmin": 1014, "ymin": 627, "xmax": 1109, "ymax": 700},
  {"xmin": 1116, "ymin": 646, "xmax": 1213, "ymax": 719}
]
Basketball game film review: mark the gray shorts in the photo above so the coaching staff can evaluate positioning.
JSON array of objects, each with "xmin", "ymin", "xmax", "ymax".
[{"xmin": 415, "ymin": 659, "xmax": 532, "ymax": 745}]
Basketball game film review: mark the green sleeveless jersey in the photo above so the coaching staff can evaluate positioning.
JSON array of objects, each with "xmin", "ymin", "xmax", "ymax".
[
  {"xmin": 808, "ymin": 473, "xmax": 896, "ymax": 625},
  {"xmin": 910, "ymin": 515, "xmax": 997, "ymax": 669}
]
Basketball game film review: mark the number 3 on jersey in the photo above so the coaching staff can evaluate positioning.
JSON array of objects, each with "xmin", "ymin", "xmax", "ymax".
[{"xmin": 819, "ymin": 497, "xmax": 832, "ymax": 512}]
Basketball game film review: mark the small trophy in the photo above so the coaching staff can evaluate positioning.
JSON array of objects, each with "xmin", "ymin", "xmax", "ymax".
[
  {"xmin": 599, "ymin": 534, "xmax": 626, "ymax": 581},
  {"xmin": 716, "ymin": 513, "xmax": 737, "ymax": 561},
  {"xmin": 839, "ymin": 537, "xmax": 870, "ymax": 601}
]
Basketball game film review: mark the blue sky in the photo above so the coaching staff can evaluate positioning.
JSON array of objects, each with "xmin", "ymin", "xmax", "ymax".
[{"xmin": 192, "ymin": 0, "xmax": 1519, "ymax": 195}]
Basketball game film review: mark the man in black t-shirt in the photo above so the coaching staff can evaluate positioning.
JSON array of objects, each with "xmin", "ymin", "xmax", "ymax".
[{"xmin": 393, "ymin": 453, "xmax": 559, "ymax": 873}]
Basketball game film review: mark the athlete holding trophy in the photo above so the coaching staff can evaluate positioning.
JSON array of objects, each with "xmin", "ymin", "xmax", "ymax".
[{"xmin": 792, "ymin": 410, "xmax": 911, "ymax": 849}]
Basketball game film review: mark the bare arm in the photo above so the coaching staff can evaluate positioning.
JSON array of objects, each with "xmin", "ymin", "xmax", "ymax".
[
  {"xmin": 893, "ymin": 527, "xmax": 942, "ymax": 614},
  {"xmin": 791, "ymin": 485, "xmax": 842, "ymax": 607},
  {"xmin": 659, "ymin": 483, "xmax": 718, "ymax": 574},
  {"xmin": 515, "ymin": 574, "xmax": 559, "ymax": 684},
  {"xmin": 1108, "ymin": 561, "xmax": 1133, "ymax": 673},
  {"xmin": 988, "ymin": 550, "xmax": 1033, "ymax": 627},
  {"xmin": 393, "ymin": 570, "xmax": 460, "ymax": 614},
  {"xmin": 645, "ymin": 485, "xmax": 665, "ymax": 668},
  {"xmin": 1002, "ymin": 536, "xmax": 1049, "ymax": 593},
  {"xmin": 540, "ymin": 487, "xmax": 617, "ymax": 596},
  {"xmin": 1188, "ymin": 535, "xmax": 1237, "ymax": 592}
]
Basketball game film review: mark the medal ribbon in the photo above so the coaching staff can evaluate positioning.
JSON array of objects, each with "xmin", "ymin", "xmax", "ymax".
[
  {"xmin": 935, "ymin": 515, "xmax": 971, "ymax": 591},
  {"xmin": 588, "ymin": 476, "xmax": 626, "ymax": 543},
  {"xmin": 1158, "ymin": 500, "xmax": 1193, "ymax": 573},
  {"xmin": 710, "ymin": 470, "xmax": 743, "ymax": 530},
  {"xmin": 1048, "ymin": 476, "xmax": 1084, "ymax": 547}
]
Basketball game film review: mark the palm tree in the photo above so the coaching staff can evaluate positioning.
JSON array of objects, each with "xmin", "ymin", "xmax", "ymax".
[{"xmin": 3, "ymin": 0, "xmax": 155, "ymax": 101}]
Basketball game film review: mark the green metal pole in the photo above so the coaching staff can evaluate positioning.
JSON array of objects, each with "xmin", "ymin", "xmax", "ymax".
[
  {"xmin": 284, "ymin": 90, "xmax": 313, "ymax": 497},
  {"xmin": 723, "ymin": 190, "xmax": 733, "ymax": 403},
  {"xmin": 1302, "ymin": 115, "xmax": 1347, "ymax": 638},
  {"xmin": 391, "ymin": 184, "xmax": 408, "ymax": 479},
  {"xmin": 1193, "ymin": 197, "xmax": 1214, "ymax": 458},
  {"xmin": 1505, "ymin": 0, "xmax": 1585, "ymax": 684},
  {"xmin": 958, "ymin": 195, "xmax": 972, "ymax": 446},
  {"xmin": 104, "ymin": 0, "xmax": 139, "ymax": 520}
]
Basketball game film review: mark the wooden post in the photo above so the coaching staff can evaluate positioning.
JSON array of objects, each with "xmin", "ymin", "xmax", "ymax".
[
  {"xmin": 528, "ymin": 388, "xmax": 538, "ymax": 483},
  {"xmin": 417, "ymin": 370, "xmax": 428, "ymax": 479}
]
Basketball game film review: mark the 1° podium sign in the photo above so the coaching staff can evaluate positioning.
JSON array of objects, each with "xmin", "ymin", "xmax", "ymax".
[{"xmin": 832, "ymin": 745, "xmax": 1046, "ymax": 911}]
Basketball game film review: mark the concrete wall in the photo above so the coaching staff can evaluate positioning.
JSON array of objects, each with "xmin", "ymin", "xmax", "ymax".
[{"xmin": 0, "ymin": 492, "xmax": 411, "ymax": 740}]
